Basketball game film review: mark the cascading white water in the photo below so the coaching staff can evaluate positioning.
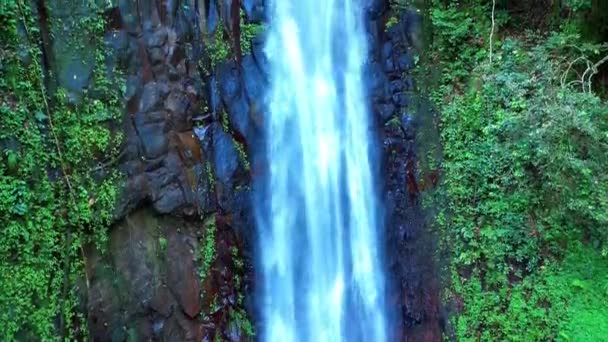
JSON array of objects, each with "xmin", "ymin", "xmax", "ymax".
[{"xmin": 259, "ymin": 0, "xmax": 386, "ymax": 341}]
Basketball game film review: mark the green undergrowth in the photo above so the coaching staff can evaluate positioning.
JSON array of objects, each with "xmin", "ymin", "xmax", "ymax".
[
  {"xmin": 220, "ymin": 109, "xmax": 251, "ymax": 172},
  {"xmin": 549, "ymin": 245, "xmax": 608, "ymax": 341},
  {"xmin": 0, "ymin": 1, "xmax": 123, "ymax": 340},
  {"xmin": 239, "ymin": 10, "xmax": 264, "ymax": 53},
  {"xmin": 198, "ymin": 215, "xmax": 216, "ymax": 285},
  {"xmin": 206, "ymin": 10, "xmax": 264, "ymax": 68},
  {"xmin": 230, "ymin": 307, "xmax": 256, "ymax": 338},
  {"xmin": 234, "ymin": 140, "xmax": 251, "ymax": 171},
  {"xmin": 229, "ymin": 246, "xmax": 255, "ymax": 338},
  {"xmin": 207, "ymin": 21, "xmax": 231, "ymax": 68},
  {"xmin": 451, "ymin": 244, "xmax": 607, "ymax": 341},
  {"xmin": 425, "ymin": 1, "xmax": 608, "ymax": 340}
]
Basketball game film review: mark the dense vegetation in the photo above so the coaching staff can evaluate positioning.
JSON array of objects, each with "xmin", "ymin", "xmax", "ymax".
[
  {"xmin": 423, "ymin": 0, "xmax": 608, "ymax": 340},
  {"xmin": 0, "ymin": 1, "xmax": 123, "ymax": 339}
]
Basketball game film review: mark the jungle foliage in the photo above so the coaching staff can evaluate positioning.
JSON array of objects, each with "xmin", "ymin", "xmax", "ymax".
[{"xmin": 424, "ymin": 0, "xmax": 608, "ymax": 340}]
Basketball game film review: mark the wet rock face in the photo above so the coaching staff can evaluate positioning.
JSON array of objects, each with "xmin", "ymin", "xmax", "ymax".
[
  {"xmin": 365, "ymin": 5, "xmax": 443, "ymax": 341},
  {"xmin": 109, "ymin": 0, "xmax": 264, "ymax": 223},
  {"xmin": 113, "ymin": 13, "xmax": 205, "ymax": 217},
  {"xmin": 86, "ymin": 209, "xmax": 252, "ymax": 341},
  {"xmin": 242, "ymin": 0, "xmax": 266, "ymax": 23}
]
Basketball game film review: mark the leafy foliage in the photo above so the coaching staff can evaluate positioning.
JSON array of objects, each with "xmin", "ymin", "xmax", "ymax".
[
  {"xmin": 427, "ymin": 1, "xmax": 608, "ymax": 340},
  {"xmin": 429, "ymin": 1, "xmax": 499, "ymax": 86},
  {"xmin": 207, "ymin": 21, "xmax": 232, "ymax": 68},
  {"xmin": 547, "ymin": 244, "xmax": 608, "ymax": 341},
  {"xmin": 206, "ymin": 11, "xmax": 263, "ymax": 68},
  {"xmin": 239, "ymin": 10, "xmax": 264, "ymax": 53},
  {"xmin": 230, "ymin": 307, "xmax": 256, "ymax": 338},
  {"xmin": 0, "ymin": 1, "xmax": 123, "ymax": 339}
]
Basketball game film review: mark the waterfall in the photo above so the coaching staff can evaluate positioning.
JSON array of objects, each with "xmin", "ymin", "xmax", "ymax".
[{"xmin": 258, "ymin": 0, "xmax": 387, "ymax": 341}]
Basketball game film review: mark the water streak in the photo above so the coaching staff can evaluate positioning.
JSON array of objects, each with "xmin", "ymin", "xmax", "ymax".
[{"xmin": 258, "ymin": 1, "xmax": 386, "ymax": 340}]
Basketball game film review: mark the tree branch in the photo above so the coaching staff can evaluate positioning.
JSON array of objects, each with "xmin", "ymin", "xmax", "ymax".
[{"xmin": 489, "ymin": 0, "xmax": 496, "ymax": 63}]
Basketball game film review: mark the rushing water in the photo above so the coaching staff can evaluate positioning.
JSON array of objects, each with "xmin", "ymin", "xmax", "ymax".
[{"xmin": 258, "ymin": 0, "xmax": 386, "ymax": 341}]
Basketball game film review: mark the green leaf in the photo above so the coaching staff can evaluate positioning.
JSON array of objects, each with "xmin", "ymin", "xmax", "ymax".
[{"xmin": 571, "ymin": 279, "xmax": 586, "ymax": 290}]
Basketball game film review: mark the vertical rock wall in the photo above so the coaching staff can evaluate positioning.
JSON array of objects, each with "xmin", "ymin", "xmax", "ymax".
[{"xmin": 366, "ymin": 2, "xmax": 443, "ymax": 341}]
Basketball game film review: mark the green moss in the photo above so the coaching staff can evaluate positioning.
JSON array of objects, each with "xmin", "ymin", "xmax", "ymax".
[
  {"xmin": 230, "ymin": 308, "xmax": 255, "ymax": 338},
  {"xmin": 219, "ymin": 110, "xmax": 250, "ymax": 171},
  {"xmin": 205, "ymin": 161, "xmax": 215, "ymax": 188},
  {"xmin": 384, "ymin": 116, "xmax": 401, "ymax": 127},
  {"xmin": 385, "ymin": 16, "xmax": 399, "ymax": 30},
  {"xmin": 239, "ymin": 10, "xmax": 264, "ymax": 53},
  {"xmin": 208, "ymin": 39, "xmax": 230, "ymax": 67},
  {"xmin": 210, "ymin": 295, "xmax": 221, "ymax": 312},
  {"xmin": 233, "ymin": 139, "xmax": 250, "ymax": 172},
  {"xmin": 207, "ymin": 22, "xmax": 231, "ymax": 68},
  {"xmin": 206, "ymin": 11, "xmax": 264, "ymax": 68},
  {"xmin": 221, "ymin": 110, "xmax": 230, "ymax": 132},
  {"xmin": 231, "ymin": 246, "xmax": 244, "ymax": 288},
  {"xmin": 158, "ymin": 236, "xmax": 167, "ymax": 255},
  {"xmin": 198, "ymin": 215, "xmax": 216, "ymax": 284}
]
